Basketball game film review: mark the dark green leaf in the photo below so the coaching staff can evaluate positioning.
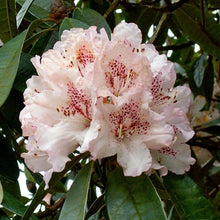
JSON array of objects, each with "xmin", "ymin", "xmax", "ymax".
[
  {"xmin": 59, "ymin": 18, "xmax": 89, "ymax": 38},
  {"xmin": 174, "ymin": 3, "xmax": 220, "ymax": 59},
  {"xmin": 0, "ymin": 134, "xmax": 19, "ymax": 181},
  {"xmin": 106, "ymin": 167, "xmax": 167, "ymax": 220},
  {"xmin": 85, "ymin": 194, "xmax": 105, "ymax": 220},
  {"xmin": 16, "ymin": 0, "xmax": 35, "ymax": 28},
  {"xmin": 202, "ymin": 56, "xmax": 214, "ymax": 103},
  {"xmin": 163, "ymin": 173, "xmax": 218, "ymax": 220},
  {"xmin": 59, "ymin": 161, "xmax": 94, "ymax": 220},
  {"xmin": 72, "ymin": 8, "xmax": 111, "ymax": 38},
  {"xmin": 125, "ymin": 7, "xmax": 159, "ymax": 42},
  {"xmin": 21, "ymin": 152, "xmax": 89, "ymax": 220},
  {"xmin": 193, "ymin": 53, "xmax": 208, "ymax": 87},
  {"xmin": 0, "ymin": 0, "xmax": 16, "ymax": 43},
  {"xmin": 0, "ymin": 209, "xmax": 10, "ymax": 220},
  {"xmin": 208, "ymin": 0, "xmax": 220, "ymax": 9},
  {"xmin": 23, "ymin": 28, "xmax": 54, "ymax": 50},
  {"xmin": 0, "ymin": 30, "xmax": 27, "ymax": 107},
  {"xmin": 13, "ymin": 53, "xmax": 36, "ymax": 92},
  {"xmin": 17, "ymin": 0, "xmax": 52, "ymax": 19},
  {"xmin": 1, "ymin": 89, "xmax": 24, "ymax": 132},
  {"xmin": 1, "ymin": 191, "xmax": 26, "ymax": 216},
  {"xmin": 0, "ymin": 176, "xmax": 21, "ymax": 200}
]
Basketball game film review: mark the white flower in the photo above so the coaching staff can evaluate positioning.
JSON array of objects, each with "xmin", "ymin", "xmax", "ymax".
[{"xmin": 20, "ymin": 22, "xmax": 195, "ymax": 186}]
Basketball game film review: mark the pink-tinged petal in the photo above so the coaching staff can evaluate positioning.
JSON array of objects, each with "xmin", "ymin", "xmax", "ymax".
[
  {"xmin": 93, "ymin": 41, "xmax": 152, "ymax": 97},
  {"xmin": 172, "ymin": 84, "xmax": 191, "ymax": 113},
  {"xmin": 112, "ymin": 22, "xmax": 142, "ymax": 48},
  {"xmin": 82, "ymin": 90, "xmax": 173, "ymax": 176},
  {"xmin": 117, "ymin": 141, "xmax": 152, "ymax": 176},
  {"xmin": 22, "ymin": 150, "xmax": 52, "ymax": 173},
  {"xmin": 81, "ymin": 120, "xmax": 118, "ymax": 159},
  {"xmin": 142, "ymin": 44, "xmax": 176, "ymax": 87},
  {"xmin": 43, "ymin": 169, "xmax": 53, "ymax": 189},
  {"xmin": 146, "ymin": 151, "xmax": 168, "ymax": 176},
  {"xmin": 21, "ymin": 136, "xmax": 52, "ymax": 172},
  {"xmin": 36, "ymin": 118, "xmax": 88, "ymax": 157},
  {"xmin": 156, "ymin": 142, "xmax": 196, "ymax": 174},
  {"xmin": 162, "ymin": 105, "xmax": 195, "ymax": 142}
]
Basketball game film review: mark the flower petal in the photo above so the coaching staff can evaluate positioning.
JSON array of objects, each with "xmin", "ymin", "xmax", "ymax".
[{"xmin": 117, "ymin": 141, "xmax": 152, "ymax": 176}]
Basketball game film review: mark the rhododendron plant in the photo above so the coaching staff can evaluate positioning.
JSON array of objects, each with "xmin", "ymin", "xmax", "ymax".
[
  {"xmin": 20, "ymin": 22, "xmax": 195, "ymax": 187},
  {"xmin": 1, "ymin": 1, "xmax": 219, "ymax": 219}
]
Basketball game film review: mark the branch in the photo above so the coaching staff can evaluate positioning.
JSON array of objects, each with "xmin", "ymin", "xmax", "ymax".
[
  {"xmin": 148, "ymin": 12, "xmax": 170, "ymax": 44},
  {"xmin": 104, "ymin": 0, "xmax": 120, "ymax": 19},
  {"xmin": 140, "ymin": 0, "xmax": 188, "ymax": 12},
  {"xmin": 156, "ymin": 41, "xmax": 194, "ymax": 51},
  {"xmin": 36, "ymin": 196, "xmax": 66, "ymax": 219}
]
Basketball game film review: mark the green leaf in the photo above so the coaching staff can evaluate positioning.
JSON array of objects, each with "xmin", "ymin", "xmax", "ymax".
[
  {"xmin": 59, "ymin": 161, "xmax": 94, "ymax": 220},
  {"xmin": 0, "ymin": 30, "xmax": 27, "ymax": 107},
  {"xmin": 17, "ymin": 0, "xmax": 52, "ymax": 19},
  {"xmin": 59, "ymin": 17, "xmax": 89, "ymax": 38},
  {"xmin": 0, "ymin": 0, "xmax": 16, "ymax": 43},
  {"xmin": 193, "ymin": 53, "xmax": 208, "ymax": 87},
  {"xmin": 0, "ymin": 210, "xmax": 10, "ymax": 220},
  {"xmin": 163, "ymin": 173, "xmax": 218, "ymax": 220},
  {"xmin": 0, "ymin": 181, "xmax": 3, "ymax": 205},
  {"xmin": 124, "ymin": 7, "xmax": 159, "ymax": 42},
  {"xmin": 16, "ymin": 0, "xmax": 35, "ymax": 28},
  {"xmin": 174, "ymin": 3, "xmax": 220, "ymax": 59},
  {"xmin": 1, "ymin": 191, "xmax": 26, "ymax": 216},
  {"xmin": 0, "ymin": 134, "xmax": 19, "ymax": 181},
  {"xmin": 106, "ymin": 167, "xmax": 167, "ymax": 220},
  {"xmin": 203, "ymin": 56, "xmax": 214, "ymax": 103},
  {"xmin": 0, "ymin": 176, "xmax": 21, "ymax": 200},
  {"xmin": 72, "ymin": 8, "xmax": 111, "ymax": 38},
  {"xmin": 21, "ymin": 152, "xmax": 89, "ymax": 220},
  {"xmin": 13, "ymin": 53, "xmax": 36, "ymax": 92},
  {"xmin": 85, "ymin": 194, "xmax": 105, "ymax": 220}
]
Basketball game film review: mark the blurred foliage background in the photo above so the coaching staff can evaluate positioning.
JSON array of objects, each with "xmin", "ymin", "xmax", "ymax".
[{"xmin": 0, "ymin": 0, "xmax": 220, "ymax": 219}]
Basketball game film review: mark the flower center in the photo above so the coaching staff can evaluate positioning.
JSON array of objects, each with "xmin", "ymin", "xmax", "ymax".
[
  {"xmin": 58, "ymin": 82, "xmax": 92, "ymax": 121},
  {"xmin": 105, "ymin": 56, "xmax": 138, "ymax": 96},
  {"xmin": 108, "ymin": 99, "xmax": 149, "ymax": 140}
]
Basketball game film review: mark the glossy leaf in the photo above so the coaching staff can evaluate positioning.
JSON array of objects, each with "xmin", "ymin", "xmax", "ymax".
[
  {"xmin": 59, "ymin": 17, "xmax": 89, "ymax": 38},
  {"xmin": 0, "ymin": 134, "xmax": 19, "ymax": 181},
  {"xmin": 163, "ymin": 174, "xmax": 218, "ymax": 220},
  {"xmin": 85, "ymin": 194, "xmax": 105, "ymax": 219},
  {"xmin": 59, "ymin": 161, "xmax": 94, "ymax": 220},
  {"xmin": 0, "ymin": 181, "xmax": 3, "ymax": 205},
  {"xmin": 0, "ymin": 0, "xmax": 16, "ymax": 43},
  {"xmin": 174, "ymin": 3, "xmax": 220, "ymax": 59},
  {"xmin": 21, "ymin": 152, "xmax": 89, "ymax": 220},
  {"xmin": 203, "ymin": 56, "xmax": 214, "ymax": 103},
  {"xmin": 0, "ymin": 176, "xmax": 21, "ymax": 200},
  {"xmin": 0, "ymin": 30, "xmax": 27, "ymax": 107},
  {"xmin": 1, "ymin": 191, "xmax": 26, "ymax": 216},
  {"xmin": 13, "ymin": 53, "xmax": 36, "ymax": 92},
  {"xmin": 17, "ymin": 0, "xmax": 52, "ymax": 19},
  {"xmin": 106, "ymin": 167, "xmax": 167, "ymax": 220},
  {"xmin": 72, "ymin": 8, "xmax": 111, "ymax": 38},
  {"xmin": 16, "ymin": 0, "xmax": 35, "ymax": 28},
  {"xmin": 193, "ymin": 53, "xmax": 208, "ymax": 87}
]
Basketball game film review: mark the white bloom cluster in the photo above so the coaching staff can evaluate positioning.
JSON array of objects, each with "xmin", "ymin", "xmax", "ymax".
[{"xmin": 20, "ymin": 22, "xmax": 195, "ymax": 187}]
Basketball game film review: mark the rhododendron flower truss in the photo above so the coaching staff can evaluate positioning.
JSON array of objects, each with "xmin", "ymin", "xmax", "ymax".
[{"xmin": 20, "ymin": 22, "xmax": 195, "ymax": 187}]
